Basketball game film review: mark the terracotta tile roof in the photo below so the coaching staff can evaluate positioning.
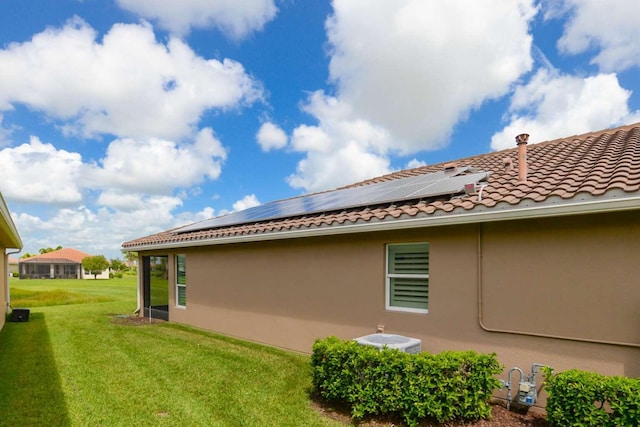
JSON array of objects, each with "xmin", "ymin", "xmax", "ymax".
[
  {"xmin": 123, "ymin": 122, "xmax": 640, "ymax": 250},
  {"xmin": 20, "ymin": 248, "xmax": 92, "ymax": 264}
]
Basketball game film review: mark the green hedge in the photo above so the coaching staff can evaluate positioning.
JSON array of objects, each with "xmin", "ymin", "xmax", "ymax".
[
  {"xmin": 311, "ymin": 336, "xmax": 502, "ymax": 426},
  {"xmin": 544, "ymin": 367, "xmax": 640, "ymax": 426}
]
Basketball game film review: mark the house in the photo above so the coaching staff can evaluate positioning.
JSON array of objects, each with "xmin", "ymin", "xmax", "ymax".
[
  {"xmin": 122, "ymin": 122, "xmax": 640, "ymax": 397},
  {"xmin": 1, "ymin": 191, "xmax": 22, "ymax": 331},
  {"xmin": 7, "ymin": 256, "xmax": 19, "ymax": 276},
  {"xmin": 19, "ymin": 248, "xmax": 109, "ymax": 280}
]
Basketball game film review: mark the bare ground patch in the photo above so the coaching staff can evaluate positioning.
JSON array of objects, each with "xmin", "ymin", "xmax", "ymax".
[{"xmin": 110, "ymin": 314, "xmax": 166, "ymax": 326}]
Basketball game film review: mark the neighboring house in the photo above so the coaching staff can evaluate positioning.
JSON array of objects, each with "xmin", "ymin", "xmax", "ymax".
[
  {"xmin": 8, "ymin": 256, "xmax": 19, "ymax": 276},
  {"xmin": 124, "ymin": 258, "xmax": 138, "ymax": 271},
  {"xmin": 123, "ymin": 123, "xmax": 640, "ymax": 401},
  {"xmin": 1, "ymin": 191, "xmax": 22, "ymax": 331},
  {"xmin": 19, "ymin": 248, "xmax": 109, "ymax": 280}
]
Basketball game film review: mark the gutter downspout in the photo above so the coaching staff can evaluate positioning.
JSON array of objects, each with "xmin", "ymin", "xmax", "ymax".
[
  {"xmin": 476, "ymin": 224, "xmax": 640, "ymax": 348},
  {"xmin": 5, "ymin": 249, "xmax": 21, "ymax": 312},
  {"xmin": 133, "ymin": 253, "xmax": 142, "ymax": 315}
]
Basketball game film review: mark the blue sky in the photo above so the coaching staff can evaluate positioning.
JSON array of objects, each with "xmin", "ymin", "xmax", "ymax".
[{"xmin": 1, "ymin": 0, "xmax": 639, "ymax": 259}]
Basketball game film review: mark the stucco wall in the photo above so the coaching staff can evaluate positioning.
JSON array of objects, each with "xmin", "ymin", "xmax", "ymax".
[
  {"xmin": 140, "ymin": 211, "xmax": 640, "ymax": 396},
  {"xmin": 167, "ymin": 227, "xmax": 468, "ymax": 351},
  {"xmin": 81, "ymin": 269, "xmax": 110, "ymax": 280},
  {"xmin": 1, "ymin": 252, "xmax": 7, "ymax": 331},
  {"xmin": 481, "ymin": 212, "xmax": 640, "ymax": 347}
]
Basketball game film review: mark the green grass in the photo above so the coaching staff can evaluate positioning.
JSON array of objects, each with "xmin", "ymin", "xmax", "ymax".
[
  {"xmin": 9, "ymin": 288, "xmax": 113, "ymax": 307},
  {"xmin": 9, "ymin": 276, "xmax": 137, "ymax": 304},
  {"xmin": 1, "ymin": 277, "xmax": 342, "ymax": 426}
]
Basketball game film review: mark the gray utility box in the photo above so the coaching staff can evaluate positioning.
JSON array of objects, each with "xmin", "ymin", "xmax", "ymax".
[
  {"xmin": 11, "ymin": 308, "xmax": 30, "ymax": 322},
  {"xmin": 354, "ymin": 333, "xmax": 421, "ymax": 354}
]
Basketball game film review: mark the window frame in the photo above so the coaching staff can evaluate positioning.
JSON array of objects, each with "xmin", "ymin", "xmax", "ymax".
[
  {"xmin": 175, "ymin": 254, "xmax": 186, "ymax": 308},
  {"xmin": 385, "ymin": 242, "xmax": 429, "ymax": 314}
]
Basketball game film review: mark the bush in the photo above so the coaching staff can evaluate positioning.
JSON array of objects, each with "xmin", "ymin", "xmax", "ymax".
[
  {"xmin": 544, "ymin": 367, "xmax": 640, "ymax": 426},
  {"xmin": 311, "ymin": 336, "xmax": 502, "ymax": 426}
]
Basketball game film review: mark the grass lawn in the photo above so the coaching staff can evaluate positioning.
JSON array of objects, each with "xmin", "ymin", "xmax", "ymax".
[{"xmin": 0, "ymin": 276, "xmax": 342, "ymax": 426}]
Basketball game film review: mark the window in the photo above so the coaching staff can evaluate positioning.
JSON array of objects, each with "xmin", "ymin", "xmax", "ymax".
[
  {"xmin": 386, "ymin": 243, "xmax": 429, "ymax": 313},
  {"xmin": 176, "ymin": 254, "xmax": 186, "ymax": 307}
]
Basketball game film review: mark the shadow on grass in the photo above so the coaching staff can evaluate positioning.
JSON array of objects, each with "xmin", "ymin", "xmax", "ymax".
[{"xmin": 0, "ymin": 312, "xmax": 70, "ymax": 426}]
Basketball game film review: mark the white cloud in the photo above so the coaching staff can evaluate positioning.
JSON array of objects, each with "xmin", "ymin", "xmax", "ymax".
[
  {"xmin": 287, "ymin": 140, "xmax": 391, "ymax": 193},
  {"xmin": 96, "ymin": 191, "xmax": 148, "ymax": 212},
  {"xmin": 288, "ymin": 0, "xmax": 536, "ymax": 192},
  {"xmin": 174, "ymin": 206, "xmax": 216, "ymax": 228},
  {"xmin": 287, "ymin": 92, "xmax": 392, "ymax": 192},
  {"xmin": 325, "ymin": 0, "xmax": 536, "ymax": 151},
  {"xmin": 115, "ymin": 0, "xmax": 278, "ymax": 39},
  {"xmin": 256, "ymin": 122, "xmax": 287, "ymax": 151},
  {"xmin": 0, "ymin": 129, "xmax": 227, "ymax": 207},
  {"xmin": 216, "ymin": 194, "xmax": 262, "ymax": 217},
  {"xmin": 406, "ymin": 159, "xmax": 426, "ymax": 169},
  {"xmin": 1, "ymin": 133, "xmax": 265, "ymax": 257},
  {"xmin": 290, "ymin": 124, "xmax": 332, "ymax": 153},
  {"xmin": 0, "ymin": 17, "xmax": 262, "ymax": 141},
  {"xmin": 89, "ymin": 128, "xmax": 227, "ymax": 194},
  {"xmin": 173, "ymin": 194, "xmax": 260, "ymax": 229},
  {"xmin": 491, "ymin": 70, "xmax": 640, "ymax": 150},
  {"xmin": 12, "ymin": 197, "xmax": 185, "ymax": 258},
  {"xmin": 232, "ymin": 194, "xmax": 261, "ymax": 211},
  {"xmin": 13, "ymin": 206, "xmax": 99, "ymax": 254},
  {"xmin": 102, "ymin": 196, "xmax": 184, "ymax": 234},
  {"xmin": 11, "ymin": 212, "xmax": 44, "ymax": 231},
  {"xmin": 0, "ymin": 127, "xmax": 250, "ymax": 258},
  {"xmin": 556, "ymin": 0, "xmax": 640, "ymax": 72},
  {"xmin": 0, "ymin": 136, "xmax": 84, "ymax": 204}
]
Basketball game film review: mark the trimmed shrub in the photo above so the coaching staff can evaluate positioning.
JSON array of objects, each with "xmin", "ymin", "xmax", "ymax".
[
  {"xmin": 544, "ymin": 367, "xmax": 640, "ymax": 426},
  {"xmin": 311, "ymin": 336, "xmax": 502, "ymax": 426}
]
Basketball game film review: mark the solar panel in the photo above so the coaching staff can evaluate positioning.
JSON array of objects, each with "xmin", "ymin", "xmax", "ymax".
[{"xmin": 177, "ymin": 167, "xmax": 489, "ymax": 233}]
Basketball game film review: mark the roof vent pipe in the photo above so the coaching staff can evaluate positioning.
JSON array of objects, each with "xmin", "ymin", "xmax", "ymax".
[{"xmin": 515, "ymin": 133, "xmax": 529, "ymax": 182}]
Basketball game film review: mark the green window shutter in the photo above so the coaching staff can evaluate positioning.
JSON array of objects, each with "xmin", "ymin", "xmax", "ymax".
[
  {"xmin": 389, "ymin": 277, "xmax": 429, "ymax": 310},
  {"xmin": 177, "ymin": 285, "xmax": 187, "ymax": 306},
  {"xmin": 176, "ymin": 254, "xmax": 186, "ymax": 285},
  {"xmin": 388, "ymin": 243, "xmax": 429, "ymax": 311},
  {"xmin": 176, "ymin": 254, "xmax": 186, "ymax": 307},
  {"xmin": 388, "ymin": 243, "xmax": 429, "ymax": 275}
]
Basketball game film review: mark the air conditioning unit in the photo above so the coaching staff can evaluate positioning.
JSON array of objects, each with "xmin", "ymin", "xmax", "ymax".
[{"xmin": 354, "ymin": 333, "xmax": 421, "ymax": 354}]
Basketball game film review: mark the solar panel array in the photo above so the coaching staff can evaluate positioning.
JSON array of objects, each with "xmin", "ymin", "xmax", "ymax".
[{"xmin": 177, "ymin": 167, "xmax": 489, "ymax": 233}]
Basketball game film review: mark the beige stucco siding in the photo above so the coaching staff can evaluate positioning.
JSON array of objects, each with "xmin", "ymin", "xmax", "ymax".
[
  {"xmin": 168, "ymin": 227, "xmax": 475, "ymax": 349},
  {"xmin": 1, "ymin": 193, "xmax": 22, "ymax": 331},
  {"xmin": 144, "ymin": 211, "xmax": 639, "ymax": 391},
  {"xmin": 481, "ymin": 212, "xmax": 640, "ymax": 347},
  {"xmin": 0, "ymin": 253, "xmax": 6, "ymax": 331}
]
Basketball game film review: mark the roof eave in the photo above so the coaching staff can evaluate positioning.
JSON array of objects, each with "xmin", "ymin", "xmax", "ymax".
[
  {"xmin": 123, "ymin": 195, "xmax": 640, "ymax": 253},
  {"xmin": 1, "ymin": 192, "xmax": 22, "ymax": 250}
]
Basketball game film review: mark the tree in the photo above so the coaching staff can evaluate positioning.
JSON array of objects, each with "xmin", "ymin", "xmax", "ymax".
[
  {"xmin": 20, "ymin": 252, "xmax": 35, "ymax": 259},
  {"xmin": 123, "ymin": 251, "xmax": 138, "ymax": 264},
  {"xmin": 39, "ymin": 245, "xmax": 62, "ymax": 254},
  {"xmin": 110, "ymin": 258, "xmax": 126, "ymax": 272},
  {"xmin": 82, "ymin": 255, "xmax": 110, "ymax": 279},
  {"xmin": 122, "ymin": 251, "xmax": 138, "ymax": 272}
]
